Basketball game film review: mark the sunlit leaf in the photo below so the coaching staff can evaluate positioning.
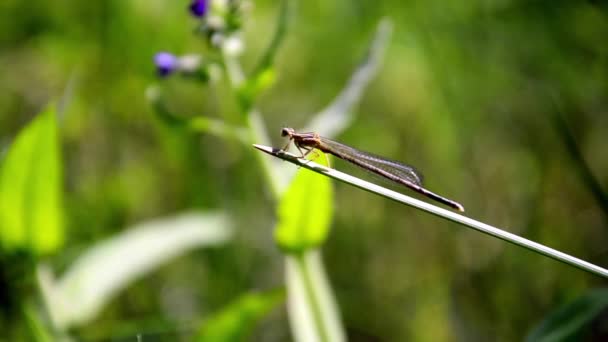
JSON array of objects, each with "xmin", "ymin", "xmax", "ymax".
[
  {"xmin": 37, "ymin": 211, "xmax": 233, "ymax": 330},
  {"xmin": 526, "ymin": 289, "xmax": 608, "ymax": 342},
  {"xmin": 0, "ymin": 103, "xmax": 63, "ymax": 255},
  {"xmin": 275, "ymin": 154, "xmax": 333, "ymax": 253},
  {"xmin": 197, "ymin": 289, "xmax": 284, "ymax": 342}
]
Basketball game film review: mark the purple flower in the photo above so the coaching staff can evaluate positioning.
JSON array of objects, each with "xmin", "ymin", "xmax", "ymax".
[
  {"xmin": 154, "ymin": 52, "xmax": 178, "ymax": 77},
  {"xmin": 189, "ymin": 0, "xmax": 209, "ymax": 17}
]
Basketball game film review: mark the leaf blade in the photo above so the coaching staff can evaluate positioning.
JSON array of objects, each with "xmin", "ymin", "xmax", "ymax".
[{"xmin": 0, "ymin": 104, "xmax": 64, "ymax": 255}]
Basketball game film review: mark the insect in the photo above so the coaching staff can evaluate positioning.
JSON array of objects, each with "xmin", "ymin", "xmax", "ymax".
[{"xmin": 281, "ymin": 127, "xmax": 464, "ymax": 212}]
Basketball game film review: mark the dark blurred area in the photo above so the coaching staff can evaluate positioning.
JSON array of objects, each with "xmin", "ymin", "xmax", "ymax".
[{"xmin": 1, "ymin": 0, "xmax": 607, "ymax": 340}]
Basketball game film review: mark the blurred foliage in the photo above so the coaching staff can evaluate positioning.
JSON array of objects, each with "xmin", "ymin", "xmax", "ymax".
[
  {"xmin": 196, "ymin": 289, "xmax": 284, "ymax": 341},
  {"xmin": 0, "ymin": 0, "xmax": 607, "ymax": 341},
  {"xmin": 38, "ymin": 211, "xmax": 233, "ymax": 331},
  {"xmin": 526, "ymin": 288, "xmax": 608, "ymax": 342}
]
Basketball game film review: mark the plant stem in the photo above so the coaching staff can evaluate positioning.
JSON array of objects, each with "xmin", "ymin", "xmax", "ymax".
[
  {"xmin": 254, "ymin": 144, "xmax": 608, "ymax": 279},
  {"xmin": 294, "ymin": 254, "xmax": 330, "ymax": 342},
  {"xmin": 222, "ymin": 47, "xmax": 341, "ymax": 340}
]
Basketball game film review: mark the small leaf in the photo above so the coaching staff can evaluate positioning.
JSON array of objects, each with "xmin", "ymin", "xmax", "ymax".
[
  {"xmin": 237, "ymin": 67, "xmax": 276, "ymax": 111},
  {"xmin": 235, "ymin": 0, "xmax": 289, "ymax": 110},
  {"xmin": 197, "ymin": 289, "xmax": 285, "ymax": 342},
  {"xmin": 37, "ymin": 211, "xmax": 233, "ymax": 330},
  {"xmin": 0, "ymin": 103, "xmax": 63, "ymax": 255},
  {"xmin": 526, "ymin": 289, "xmax": 608, "ymax": 342},
  {"xmin": 251, "ymin": 67, "xmax": 276, "ymax": 94},
  {"xmin": 275, "ymin": 154, "xmax": 333, "ymax": 253}
]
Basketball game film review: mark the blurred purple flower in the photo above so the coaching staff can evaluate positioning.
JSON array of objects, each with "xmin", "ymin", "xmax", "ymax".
[
  {"xmin": 189, "ymin": 0, "xmax": 209, "ymax": 17},
  {"xmin": 154, "ymin": 52, "xmax": 178, "ymax": 77}
]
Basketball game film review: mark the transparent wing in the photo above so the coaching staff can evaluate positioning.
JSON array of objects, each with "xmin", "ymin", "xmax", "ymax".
[{"xmin": 318, "ymin": 137, "xmax": 423, "ymax": 186}]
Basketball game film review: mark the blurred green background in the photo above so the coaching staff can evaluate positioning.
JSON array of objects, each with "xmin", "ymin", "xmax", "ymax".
[{"xmin": 1, "ymin": 0, "xmax": 608, "ymax": 340}]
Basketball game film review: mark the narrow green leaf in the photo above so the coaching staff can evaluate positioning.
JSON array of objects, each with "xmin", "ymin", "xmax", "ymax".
[
  {"xmin": 197, "ymin": 289, "xmax": 285, "ymax": 342},
  {"xmin": 526, "ymin": 289, "xmax": 608, "ymax": 342},
  {"xmin": 253, "ymin": 0, "xmax": 291, "ymax": 75},
  {"xmin": 38, "ymin": 211, "xmax": 232, "ymax": 330},
  {"xmin": 0, "ymin": 104, "xmax": 63, "ymax": 255},
  {"xmin": 23, "ymin": 301, "xmax": 54, "ymax": 342},
  {"xmin": 234, "ymin": 0, "xmax": 290, "ymax": 112},
  {"xmin": 275, "ymin": 154, "xmax": 333, "ymax": 253},
  {"xmin": 306, "ymin": 18, "xmax": 392, "ymax": 137}
]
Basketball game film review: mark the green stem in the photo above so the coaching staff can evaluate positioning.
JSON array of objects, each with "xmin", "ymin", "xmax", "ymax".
[
  {"xmin": 222, "ymin": 49, "xmax": 284, "ymax": 199},
  {"xmin": 255, "ymin": 145, "xmax": 608, "ymax": 279},
  {"xmin": 294, "ymin": 253, "xmax": 330, "ymax": 342},
  {"xmin": 246, "ymin": 109, "xmax": 284, "ymax": 199},
  {"xmin": 222, "ymin": 42, "xmax": 339, "ymax": 341}
]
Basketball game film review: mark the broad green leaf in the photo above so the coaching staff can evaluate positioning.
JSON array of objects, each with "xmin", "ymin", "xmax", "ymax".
[
  {"xmin": 37, "ymin": 211, "xmax": 233, "ymax": 330},
  {"xmin": 197, "ymin": 289, "xmax": 285, "ymax": 342},
  {"xmin": 526, "ymin": 289, "xmax": 608, "ymax": 342},
  {"xmin": 0, "ymin": 104, "xmax": 63, "ymax": 255},
  {"xmin": 275, "ymin": 154, "xmax": 333, "ymax": 253}
]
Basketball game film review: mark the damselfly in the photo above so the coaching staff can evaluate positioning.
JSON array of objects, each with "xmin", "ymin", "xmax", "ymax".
[{"xmin": 281, "ymin": 127, "xmax": 465, "ymax": 212}]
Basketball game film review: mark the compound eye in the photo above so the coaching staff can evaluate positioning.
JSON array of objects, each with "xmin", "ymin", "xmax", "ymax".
[{"xmin": 281, "ymin": 128, "xmax": 289, "ymax": 137}]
